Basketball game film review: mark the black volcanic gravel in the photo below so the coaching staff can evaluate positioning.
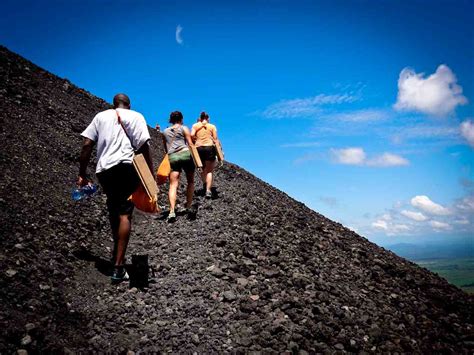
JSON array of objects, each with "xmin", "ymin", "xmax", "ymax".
[{"xmin": 1, "ymin": 45, "xmax": 473, "ymax": 353}]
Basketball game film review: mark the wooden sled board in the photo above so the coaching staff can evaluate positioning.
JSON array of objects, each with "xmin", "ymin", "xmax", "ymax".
[
  {"xmin": 133, "ymin": 154, "xmax": 159, "ymax": 198},
  {"xmin": 189, "ymin": 145, "xmax": 203, "ymax": 169},
  {"xmin": 215, "ymin": 141, "xmax": 224, "ymax": 162}
]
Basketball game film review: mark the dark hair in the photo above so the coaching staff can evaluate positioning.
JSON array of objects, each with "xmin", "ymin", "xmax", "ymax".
[
  {"xmin": 169, "ymin": 111, "xmax": 183, "ymax": 124},
  {"xmin": 113, "ymin": 93, "xmax": 130, "ymax": 108},
  {"xmin": 200, "ymin": 111, "xmax": 209, "ymax": 121}
]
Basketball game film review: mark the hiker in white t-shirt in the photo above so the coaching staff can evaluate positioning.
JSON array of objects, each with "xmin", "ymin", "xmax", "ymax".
[{"xmin": 78, "ymin": 93, "xmax": 153, "ymax": 284}]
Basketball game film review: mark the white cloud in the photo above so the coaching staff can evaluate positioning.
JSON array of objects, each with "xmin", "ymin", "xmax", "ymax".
[
  {"xmin": 259, "ymin": 94, "xmax": 358, "ymax": 119},
  {"xmin": 175, "ymin": 25, "xmax": 183, "ymax": 45},
  {"xmin": 391, "ymin": 124, "xmax": 460, "ymax": 144},
  {"xmin": 372, "ymin": 219, "xmax": 410, "ymax": 235},
  {"xmin": 393, "ymin": 201, "xmax": 403, "ymax": 209},
  {"xmin": 331, "ymin": 147, "xmax": 409, "ymax": 167},
  {"xmin": 430, "ymin": 220, "xmax": 451, "ymax": 230},
  {"xmin": 410, "ymin": 195, "xmax": 451, "ymax": 216},
  {"xmin": 454, "ymin": 219, "xmax": 470, "ymax": 225},
  {"xmin": 393, "ymin": 224, "xmax": 411, "ymax": 232},
  {"xmin": 456, "ymin": 195, "xmax": 474, "ymax": 212},
  {"xmin": 401, "ymin": 210, "xmax": 428, "ymax": 222},
  {"xmin": 322, "ymin": 109, "xmax": 389, "ymax": 122},
  {"xmin": 331, "ymin": 147, "xmax": 366, "ymax": 165},
  {"xmin": 394, "ymin": 64, "xmax": 467, "ymax": 116},
  {"xmin": 367, "ymin": 191, "xmax": 474, "ymax": 239},
  {"xmin": 460, "ymin": 120, "xmax": 474, "ymax": 147},
  {"xmin": 372, "ymin": 220, "xmax": 388, "ymax": 230},
  {"xmin": 366, "ymin": 153, "xmax": 409, "ymax": 167},
  {"xmin": 280, "ymin": 142, "xmax": 321, "ymax": 148},
  {"xmin": 293, "ymin": 152, "xmax": 323, "ymax": 165}
]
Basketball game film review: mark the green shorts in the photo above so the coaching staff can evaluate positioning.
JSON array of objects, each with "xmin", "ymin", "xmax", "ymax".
[{"xmin": 169, "ymin": 149, "xmax": 195, "ymax": 173}]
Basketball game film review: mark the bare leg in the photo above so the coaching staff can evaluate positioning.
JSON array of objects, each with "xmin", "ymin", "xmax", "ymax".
[
  {"xmin": 169, "ymin": 171, "xmax": 180, "ymax": 213},
  {"xmin": 115, "ymin": 214, "xmax": 132, "ymax": 266},
  {"xmin": 109, "ymin": 213, "xmax": 120, "ymax": 264},
  {"xmin": 200, "ymin": 164, "xmax": 207, "ymax": 187},
  {"xmin": 205, "ymin": 160, "xmax": 217, "ymax": 192},
  {"xmin": 185, "ymin": 170, "xmax": 195, "ymax": 208}
]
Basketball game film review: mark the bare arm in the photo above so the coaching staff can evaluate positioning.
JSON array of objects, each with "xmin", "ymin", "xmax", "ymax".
[
  {"xmin": 212, "ymin": 127, "xmax": 219, "ymax": 144},
  {"xmin": 78, "ymin": 138, "xmax": 95, "ymax": 186},
  {"xmin": 136, "ymin": 141, "xmax": 153, "ymax": 172},
  {"xmin": 162, "ymin": 134, "xmax": 168, "ymax": 154},
  {"xmin": 183, "ymin": 126, "xmax": 194, "ymax": 146}
]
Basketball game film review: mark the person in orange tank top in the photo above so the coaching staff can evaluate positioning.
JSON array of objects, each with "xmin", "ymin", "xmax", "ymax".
[{"xmin": 191, "ymin": 112, "xmax": 219, "ymax": 198}]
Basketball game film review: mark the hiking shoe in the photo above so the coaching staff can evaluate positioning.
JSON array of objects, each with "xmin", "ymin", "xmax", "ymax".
[
  {"xmin": 168, "ymin": 211, "xmax": 176, "ymax": 222},
  {"xmin": 205, "ymin": 190, "xmax": 212, "ymax": 199},
  {"xmin": 111, "ymin": 267, "xmax": 129, "ymax": 284},
  {"xmin": 186, "ymin": 205, "xmax": 198, "ymax": 220}
]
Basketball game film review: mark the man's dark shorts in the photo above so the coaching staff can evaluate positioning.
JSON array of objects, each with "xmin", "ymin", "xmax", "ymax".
[
  {"xmin": 97, "ymin": 162, "xmax": 139, "ymax": 217},
  {"xmin": 169, "ymin": 149, "xmax": 195, "ymax": 174},
  {"xmin": 197, "ymin": 145, "xmax": 217, "ymax": 162}
]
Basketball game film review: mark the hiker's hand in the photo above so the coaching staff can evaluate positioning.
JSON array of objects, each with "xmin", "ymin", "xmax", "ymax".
[{"xmin": 77, "ymin": 176, "xmax": 89, "ymax": 187}]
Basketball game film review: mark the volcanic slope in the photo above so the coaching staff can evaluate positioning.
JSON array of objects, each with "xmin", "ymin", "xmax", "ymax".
[{"xmin": 0, "ymin": 46, "xmax": 473, "ymax": 353}]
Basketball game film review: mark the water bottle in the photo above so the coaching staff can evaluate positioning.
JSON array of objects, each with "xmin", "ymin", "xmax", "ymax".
[{"xmin": 72, "ymin": 184, "xmax": 98, "ymax": 201}]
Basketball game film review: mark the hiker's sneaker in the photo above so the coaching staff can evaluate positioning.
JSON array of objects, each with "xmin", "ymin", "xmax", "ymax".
[
  {"xmin": 168, "ymin": 211, "xmax": 176, "ymax": 222},
  {"xmin": 186, "ymin": 205, "xmax": 198, "ymax": 220},
  {"xmin": 205, "ymin": 190, "xmax": 212, "ymax": 199},
  {"xmin": 111, "ymin": 267, "xmax": 129, "ymax": 284}
]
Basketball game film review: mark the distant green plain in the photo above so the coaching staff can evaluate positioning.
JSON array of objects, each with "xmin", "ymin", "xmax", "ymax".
[{"xmin": 416, "ymin": 258, "xmax": 474, "ymax": 293}]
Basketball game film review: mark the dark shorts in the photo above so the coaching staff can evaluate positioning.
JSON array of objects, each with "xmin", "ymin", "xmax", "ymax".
[
  {"xmin": 169, "ymin": 149, "xmax": 195, "ymax": 174},
  {"xmin": 97, "ymin": 162, "xmax": 140, "ymax": 217},
  {"xmin": 197, "ymin": 145, "xmax": 217, "ymax": 162}
]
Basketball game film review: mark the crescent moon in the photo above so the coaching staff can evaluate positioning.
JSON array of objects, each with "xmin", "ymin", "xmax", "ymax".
[{"xmin": 176, "ymin": 25, "xmax": 183, "ymax": 45}]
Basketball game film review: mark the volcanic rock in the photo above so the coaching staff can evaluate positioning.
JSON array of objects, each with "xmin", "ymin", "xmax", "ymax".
[{"xmin": 0, "ymin": 45, "xmax": 473, "ymax": 353}]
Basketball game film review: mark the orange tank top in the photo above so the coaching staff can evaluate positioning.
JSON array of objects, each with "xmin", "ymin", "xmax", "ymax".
[{"xmin": 193, "ymin": 122, "xmax": 216, "ymax": 147}]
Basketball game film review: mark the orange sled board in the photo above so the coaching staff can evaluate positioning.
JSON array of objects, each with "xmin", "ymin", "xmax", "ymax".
[{"xmin": 130, "ymin": 153, "xmax": 160, "ymax": 213}]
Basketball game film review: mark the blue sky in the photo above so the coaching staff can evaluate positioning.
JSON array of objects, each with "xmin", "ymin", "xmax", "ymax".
[{"xmin": 2, "ymin": 0, "xmax": 473, "ymax": 247}]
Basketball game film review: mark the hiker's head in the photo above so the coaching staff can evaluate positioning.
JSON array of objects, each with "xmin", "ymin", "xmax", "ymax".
[
  {"xmin": 113, "ymin": 93, "xmax": 131, "ymax": 109},
  {"xmin": 169, "ymin": 111, "xmax": 183, "ymax": 124},
  {"xmin": 199, "ymin": 111, "xmax": 209, "ymax": 122}
]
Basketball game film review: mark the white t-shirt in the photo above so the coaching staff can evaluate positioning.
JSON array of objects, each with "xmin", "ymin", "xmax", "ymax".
[{"xmin": 81, "ymin": 108, "xmax": 150, "ymax": 173}]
